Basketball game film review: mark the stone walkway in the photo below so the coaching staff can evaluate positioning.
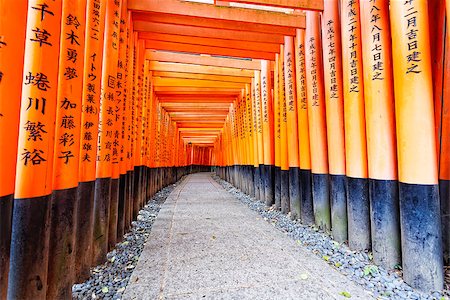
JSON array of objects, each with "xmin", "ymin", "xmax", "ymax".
[{"xmin": 124, "ymin": 173, "xmax": 372, "ymax": 299}]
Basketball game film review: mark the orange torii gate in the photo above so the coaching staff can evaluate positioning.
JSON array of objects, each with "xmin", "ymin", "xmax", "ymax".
[{"xmin": 2, "ymin": 0, "xmax": 450, "ymax": 298}]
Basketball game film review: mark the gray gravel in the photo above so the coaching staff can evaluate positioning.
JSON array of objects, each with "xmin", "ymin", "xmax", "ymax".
[
  {"xmin": 72, "ymin": 179, "xmax": 182, "ymax": 300},
  {"xmin": 212, "ymin": 175, "xmax": 449, "ymax": 300}
]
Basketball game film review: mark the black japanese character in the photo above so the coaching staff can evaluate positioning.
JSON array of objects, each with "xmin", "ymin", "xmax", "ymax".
[
  {"xmin": 66, "ymin": 14, "xmax": 81, "ymax": 29},
  {"xmin": 26, "ymin": 97, "xmax": 46, "ymax": 114},
  {"xmin": 66, "ymin": 30, "xmax": 80, "ymax": 45},
  {"xmin": 67, "ymin": 48, "xmax": 78, "ymax": 63},
  {"xmin": 24, "ymin": 72, "xmax": 50, "ymax": 91},
  {"xmin": 59, "ymin": 133, "xmax": 74, "ymax": 146},
  {"xmin": 61, "ymin": 98, "xmax": 76, "ymax": 109},
  {"xmin": 32, "ymin": 3, "xmax": 54, "ymax": 21},
  {"xmin": 61, "ymin": 115, "xmax": 75, "ymax": 129},
  {"xmin": 58, "ymin": 150, "xmax": 74, "ymax": 164},
  {"xmin": 24, "ymin": 120, "xmax": 47, "ymax": 141},
  {"xmin": 21, "ymin": 148, "xmax": 46, "ymax": 165},
  {"xmin": 64, "ymin": 67, "xmax": 78, "ymax": 80},
  {"xmin": 30, "ymin": 27, "xmax": 52, "ymax": 47}
]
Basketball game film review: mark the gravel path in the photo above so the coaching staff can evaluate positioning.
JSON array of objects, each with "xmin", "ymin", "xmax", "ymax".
[
  {"xmin": 212, "ymin": 175, "xmax": 449, "ymax": 300},
  {"xmin": 72, "ymin": 180, "xmax": 182, "ymax": 300}
]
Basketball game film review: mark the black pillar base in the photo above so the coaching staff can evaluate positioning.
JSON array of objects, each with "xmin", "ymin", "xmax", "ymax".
[
  {"xmin": 108, "ymin": 178, "xmax": 120, "ymax": 251},
  {"xmin": 440, "ymin": 179, "xmax": 450, "ymax": 264},
  {"xmin": 312, "ymin": 173, "xmax": 331, "ymax": 231},
  {"xmin": 300, "ymin": 169, "xmax": 314, "ymax": 225},
  {"xmin": 347, "ymin": 176, "xmax": 370, "ymax": 250},
  {"xmin": 92, "ymin": 177, "xmax": 111, "ymax": 265},
  {"xmin": 399, "ymin": 182, "xmax": 443, "ymax": 291},
  {"xmin": 133, "ymin": 166, "xmax": 142, "ymax": 220},
  {"xmin": 254, "ymin": 167, "xmax": 260, "ymax": 200},
  {"xmin": 0, "ymin": 194, "xmax": 13, "ymax": 300},
  {"xmin": 369, "ymin": 178, "xmax": 401, "ymax": 270},
  {"xmin": 75, "ymin": 181, "xmax": 95, "ymax": 282},
  {"xmin": 275, "ymin": 167, "xmax": 281, "ymax": 210},
  {"xmin": 8, "ymin": 195, "xmax": 51, "ymax": 299},
  {"xmin": 117, "ymin": 173, "xmax": 127, "ymax": 243},
  {"xmin": 259, "ymin": 164, "xmax": 265, "ymax": 201},
  {"xmin": 281, "ymin": 170, "xmax": 290, "ymax": 214},
  {"xmin": 263, "ymin": 165, "xmax": 274, "ymax": 207},
  {"xmin": 330, "ymin": 175, "xmax": 347, "ymax": 243},
  {"xmin": 47, "ymin": 187, "xmax": 77, "ymax": 299},
  {"xmin": 289, "ymin": 167, "xmax": 301, "ymax": 220}
]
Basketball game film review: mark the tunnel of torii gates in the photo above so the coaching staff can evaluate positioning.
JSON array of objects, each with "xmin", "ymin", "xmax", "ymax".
[{"xmin": 2, "ymin": 0, "xmax": 450, "ymax": 298}]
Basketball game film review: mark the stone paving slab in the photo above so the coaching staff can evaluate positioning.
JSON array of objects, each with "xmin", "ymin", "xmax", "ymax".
[{"xmin": 124, "ymin": 173, "xmax": 373, "ymax": 300}]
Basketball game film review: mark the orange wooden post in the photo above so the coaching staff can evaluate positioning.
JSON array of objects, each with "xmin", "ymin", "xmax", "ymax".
[
  {"xmin": 360, "ymin": 0, "xmax": 401, "ymax": 269},
  {"xmin": 390, "ymin": 0, "xmax": 443, "ymax": 291},
  {"xmin": 0, "ymin": 1, "xmax": 27, "ymax": 298},
  {"xmin": 8, "ymin": 1, "xmax": 62, "ymax": 299},
  {"xmin": 305, "ymin": 11, "xmax": 330, "ymax": 231},
  {"xmin": 321, "ymin": 0, "xmax": 347, "ymax": 242},
  {"xmin": 274, "ymin": 54, "xmax": 282, "ymax": 209},
  {"xmin": 279, "ymin": 44, "xmax": 290, "ymax": 214},
  {"xmin": 251, "ymin": 78, "xmax": 260, "ymax": 198},
  {"xmin": 441, "ymin": 0, "xmax": 450, "ymax": 264},
  {"xmin": 107, "ymin": 0, "xmax": 124, "ymax": 251},
  {"xmin": 76, "ymin": 0, "xmax": 107, "ymax": 281},
  {"xmin": 116, "ymin": 0, "xmax": 129, "ymax": 242},
  {"xmin": 261, "ymin": 60, "xmax": 274, "ymax": 206},
  {"xmin": 245, "ymin": 83, "xmax": 256, "ymax": 197},
  {"xmin": 132, "ymin": 35, "xmax": 142, "ymax": 218},
  {"xmin": 47, "ymin": 1, "xmax": 87, "ymax": 298},
  {"xmin": 284, "ymin": 36, "xmax": 301, "ymax": 220},
  {"xmin": 254, "ymin": 71, "xmax": 265, "ymax": 201},
  {"xmin": 125, "ymin": 12, "xmax": 135, "ymax": 230},
  {"xmin": 92, "ymin": 0, "xmax": 121, "ymax": 265},
  {"xmin": 138, "ymin": 60, "xmax": 148, "ymax": 210},
  {"xmin": 295, "ymin": 28, "xmax": 314, "ymax": 225},
  {"xmin": 341, "ymin": 0, "xmax": 370, "ymax": 250}
]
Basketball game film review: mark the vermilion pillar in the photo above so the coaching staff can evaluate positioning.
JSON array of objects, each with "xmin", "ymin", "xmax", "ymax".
[
  {"xmin": 274, "ymin": 54, "xmax": 282, "ymax": 209},
  {"xmin": 305, "ymin": 11, "xmax": 330, "ymax": 231},
  {"xmin": 341, "ymin": 0, "xmax": 370, "ymax": 250},
  {"xmin": 295, "ymin": 29, "xmax": 314, "ymax": 225},
  {"xmin": 8, "ymin": 1, "xmax": 62, "ymax": 298},
  {"xmin": 76, "ymin": 0, "xmax": 107, "ymax": 281},
  {"xmin": 47, "ymin": 1, "xmax": 86, "ymax": 298},
  {"xmin": 390, "ymin": 0, "xmax": 444, "ymax": 291},
  {"xmin": 279, "ymin": 45, "xmax": 290, "ymax": 214},
  {"xmin": 284, "ymin": 36, "xmax": 301, "ymax": 220},
  {"xmin": 261, "ymin": 60, "xmax": 274, "ymax": 206},
  {"xmin": 92, "ymin": 0, "xmax": 121, "ymax": 265},
  {"xmin": 360, "ymin": 0, "xmax": 401, "ymax": 270},
  {"xmin": 0, "ymin": 2, "xmax": 27, "ymax": 298},
  {"xmin": 321, "ymin": 0, "xmax": 347, "ymax": 242}
]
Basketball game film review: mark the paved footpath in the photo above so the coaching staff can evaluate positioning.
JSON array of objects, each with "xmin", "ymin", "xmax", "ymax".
[{"xmin": 124, "ymin": 173, "xmax": 372, "ymax": 300}]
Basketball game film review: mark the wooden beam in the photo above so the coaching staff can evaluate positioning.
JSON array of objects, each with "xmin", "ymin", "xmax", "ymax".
[
  {"xmin": 134, "ymin": 21, "xmax": 284, "ymax": 43},
  {"xmin": 158, "ymin": 94, "xmax": 236, "ymax": 100},
  {"xmin": 160, "ymin": 97, "xmax": 236, "ymax": 103},
  {"xmin": 177, "ymin": 122, "xmax": 225, "ymax": 127},
  {"xmin": 170, "ymin": 112, "xmax": 229, "ymax": 117},
  {"xmin": 155, "ymin": 87, "xmax": 241, "ymax": 94},
  {"xmin": 139, "ymin": 32, "xmax": 280, "ymax": 53},
  {"xmin": 228, "ymin": 0, "xmax": 323, "ymax": 10},
  {"xmin": 153, "ymin": 71, "xmax": 252, "ymax": 83},
  {"xmin": 153, "ymin": 77, "xmax": 245, "ymax": 88},
  {"xmin": 128, "ymin": 0, "xmax": 306, "ymax": 28},
  {"xmin": 149, "ymin": 61, "xmax": 255, "ymax": 77},
  {"xmin": 178, "ymin": 128, "xmax": 222, "ymax": 132},
  {"xmin": 132, "ymin": 11, "xmax": 297, "ymax": 35},
  {"xmin": 144, "ymin": 39, "xmax": 275, "ymax": 60},
  {"xmin": 146, "ymin": 51, "xmax": 261, "ymax": 70}
]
